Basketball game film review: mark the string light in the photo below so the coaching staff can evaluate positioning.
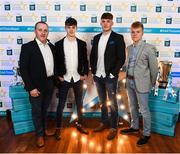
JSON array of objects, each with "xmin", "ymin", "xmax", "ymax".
[
  {"xmin": 120, "ymin": 104, "xmax": 125, "ymax": 110},
  {"xmin": 81, "ymin": 136, "xmax": 87, "ymax": 144},
  {"xmin": 123, "ymin": 114, "xmax": 129, "ymax": 120},
  {"xmin": 122, "ymin": 79, "xmax": 126, "ymax": 83},
  {"xmin": 72, "ymin": 131, "xmax": 77, "ymax": 138},
  {"xmin": 106, "ymin": 142, "xmax": 111, "ymax": 149},
  {"xmin": 83, "ymin": 83, "xmax": 87, "ymax": 89},
  {"xmin": 89, "ymin": 141, "xmax": 94, "ymax": 148},
  {"xmin": 89, "ymin": 101, "xmax": 94, "ymax": 107},
  {"xmin": 72, "ymin": 113, "xmax": 77, "ymax": 120},
  {"xmin": 118, "ymin": 138, "xmax": 124, "ymax": 145},
  {"xmin": 117, "ymin": 94, "xmax": 122, "ymax": 100},
  {"xmin": 81, "ymin": 108, "xmax": 86, "ymax": 112},
  {"xmin": 96, "ymin": 145, "xmax": 102, "ymax": 152},
  {"xmin": 107, "ymin": 100, "xmax": 111, "ymax": 106}
]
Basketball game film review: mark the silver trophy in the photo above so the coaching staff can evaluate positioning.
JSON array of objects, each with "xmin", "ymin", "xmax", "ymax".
[
  {"xmin": 12, "ymin": 66, "xmax": 23, "ymax": 86},
  {"xmin": 157, "ymin": 61, "xmax": 172, "ymax": 89}
]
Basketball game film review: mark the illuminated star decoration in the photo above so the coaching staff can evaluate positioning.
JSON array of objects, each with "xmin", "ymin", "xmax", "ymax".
[{"xmin": 70, "ymin": 79, "xmax": 130, "ymax": 123}]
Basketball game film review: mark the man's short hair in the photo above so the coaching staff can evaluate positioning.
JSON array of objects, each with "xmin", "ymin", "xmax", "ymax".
[
  {"xmin": 65, "ymin": 17, "xmax": 77, "ymax": 26},
  {"xmin": 35, "ymin": 21, "xmax": 48, "ymax": 30},
  {"xmin": 131, "ymin": 21, "xmax": 144, "ymax": 31},
  {"xmin": 101, "ymin": 13, "xmax": 113, "ymax": 20}
]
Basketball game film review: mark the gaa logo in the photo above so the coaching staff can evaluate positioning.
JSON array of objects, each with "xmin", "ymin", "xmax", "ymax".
[{"xmin": 29, "ymin": 2, "xmax": 35, "ymax": 11}]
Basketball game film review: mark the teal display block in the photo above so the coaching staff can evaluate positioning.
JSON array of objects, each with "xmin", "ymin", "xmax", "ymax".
[
  {"xmin": 11, "ymin": 109, "xmax": 32, "ymax": 122},
  {"xmin": 151, "ymin": 121, "xmax": 177, "ymax": 137},
  {"xmin": 13, "ymin": 120, "xmax": 35, "ymax": 135},
  {"xmin": 9, "ymin": 85, "xmax": 29, "ymax": 99},
  {"xmin": 149, "ymin": 87, "xmax": 179, "ymax": 103},
  {"xmin": 151, "ymin": 111, "xmax": 178, "ymax": 127},
  {"xmin": 12, "ymin": 98, "xmax": 31, "ymax": 111},
  {"xmin": 149, "ymin": 99, "xmax": 179, "ymax": 114}
]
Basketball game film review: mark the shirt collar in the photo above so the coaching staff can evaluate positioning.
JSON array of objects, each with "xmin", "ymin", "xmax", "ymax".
[
  {"xmin": 132, "ymin": 40, "xmax": 143, "ymax": 47},
  {"xmin": 35, "ymin": 38, "xmax": 48, "ymax": 46}
]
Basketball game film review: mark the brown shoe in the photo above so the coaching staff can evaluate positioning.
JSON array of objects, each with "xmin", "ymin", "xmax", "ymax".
[
  {"xmin": 36, "ymin": 136, "xmax": 45, "ymax": 148},
  {"xmin": 55, "ymin": 128, "xmax": 61, "ymax": 140},
  {"xmin": 76, "ymin": 124, "xmax": 89, "ymax": 134},
  {"xmin": 93, "ymin": 123, "xmax": 108, "ymax": 132},
  {"xmin": 45, "ymin": 130, "xmax": 55, "ymax": 136},
  {"xmin": 107, "ymin": 128, "xmax": 117, "ymax": 140}
]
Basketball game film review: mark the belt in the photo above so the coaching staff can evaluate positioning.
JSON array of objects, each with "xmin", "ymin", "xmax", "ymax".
[
  {"xmin": 127, "ymin": 75, "xmax": 134, "ymax": 80},
  {"xmin": 47, "ymin": 76, "xmax": 54, "ymax": 80}
]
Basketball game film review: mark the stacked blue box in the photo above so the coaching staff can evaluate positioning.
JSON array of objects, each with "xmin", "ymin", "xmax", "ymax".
[
  {"xmin": 11, "ymin": 109, "xmax": 32, "ymax": 123},
  {"xmin": 13, "ymin": 120, "xmax": 34, "ymax": 135},
  {"xmin": 9, "ymin": 85, "xmax": 29, "ymax": 99},
  {"xmin": 149, "ymin": 87, "xmax": 179, "ymax": 137},
  {"xmin": 9, "ymin": 85, "xmax": 34, "ymax": 135},
  {"xmin": 12, "ymin": 98, "xmax": 31, "ymax": 111}
]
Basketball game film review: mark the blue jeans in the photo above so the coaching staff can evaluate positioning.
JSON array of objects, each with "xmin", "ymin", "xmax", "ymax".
[
  {"xmin": 29, "ymin": 79, "xmax": 54, "ymax": 137},
  {"xmin": 126, "ymin": 78, "xmax": 151, "ymax": 136},
  {"xmin": 94, "ymin": 76, "xmax": 118, "ymax": 129}
]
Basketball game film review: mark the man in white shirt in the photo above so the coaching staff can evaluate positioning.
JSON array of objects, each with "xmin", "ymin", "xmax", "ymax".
[
  {"xmin": 55, "ymin": 18, "xmax": 89, "ymax": 140},
  {"xmin": 90, "ymin": 13, "xmax": 126, "ymax": 140},
  {"xmin": 20, "ymin": 21, "xmax": 56, "ymax": 147}
]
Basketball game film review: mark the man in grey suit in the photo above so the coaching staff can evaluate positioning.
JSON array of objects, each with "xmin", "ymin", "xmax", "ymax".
[{"xmin": 121, "ymin": 21, "xmax": 158, "ymax": 146}]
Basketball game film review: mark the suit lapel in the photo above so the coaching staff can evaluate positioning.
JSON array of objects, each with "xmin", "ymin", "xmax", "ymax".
[
  {"xmin": 32, "ymin": 39, "xmax": 47, "ymax": 76},
  {"xmin": 77, "ymin": 38, "xmax": 81, "ymax": 65},
  {"xmin": 126, "ymin": 45, "xmax": 132, "ymax": 67}
]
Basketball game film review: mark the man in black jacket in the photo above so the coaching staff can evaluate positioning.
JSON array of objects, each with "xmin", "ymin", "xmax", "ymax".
[
  {"xmin": 19, "ymin": 21, "xmax": 56, "ymax": 147},
  {"xmin": 55, "ymin": 18, "xmax": 89, "ymax": 140},
  {"xmin": 90, "ymin": 13, "xmax": 126, "ymax": 140}
]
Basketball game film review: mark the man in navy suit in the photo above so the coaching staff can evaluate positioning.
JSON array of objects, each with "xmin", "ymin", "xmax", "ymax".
[
  {"xmin": 90, "ymin": 13, "xmax": 126, "ymax": 140},
  {"xmin": 55, "ymin": 18, "xmax": 89, "ymax": 140},
  {"xmin": 20, "ymin": 21, "xmax": 56, "ymax": 147}
]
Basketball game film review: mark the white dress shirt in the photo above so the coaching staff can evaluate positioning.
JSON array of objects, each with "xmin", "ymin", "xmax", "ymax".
[
  {"xmin": 96, "ymin": 31, "xmax": 111, "ymax": 78},
  {"xmin": 36, "ymin": 38, "xmax": 54, "ymax": 77},
  {"xmin": 63, "ymin": 37, "xmax": 80, "ymax": 82}
]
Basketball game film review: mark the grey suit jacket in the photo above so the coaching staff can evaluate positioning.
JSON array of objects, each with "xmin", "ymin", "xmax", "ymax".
[{"xmin": 126, "ymin": 41, "xmax": 158, "ymax": 93}]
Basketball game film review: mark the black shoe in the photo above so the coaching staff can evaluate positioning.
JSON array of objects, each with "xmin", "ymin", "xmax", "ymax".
[
  {"xmin": 120, "ymin": 128, "xmax": 139, "ymax": 134},
  {"xmin": 55, "ymin": 128, "xmax": 61, "ymax": 140},
  {"xmin": 136, "ymin": 136, "xmax": 151, "ymax": 146},
  {"xmin": 93, "ymin": 123, "xmax": 108, "ymax": 132},
  {"xmin": 107, "ymin": 128, "xmax": 117, "ymax": 140},
  {"xmin": 76, "ymin": 124, "xmax": 89, "ymax": 134}
]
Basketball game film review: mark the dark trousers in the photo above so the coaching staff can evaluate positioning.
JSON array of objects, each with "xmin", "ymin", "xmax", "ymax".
[
  {"xmin": 29, "ymin": 79, "xmax": 54, "ymax": 136},
  {"xmin": 56, "ymin": 79, "xmax": 83, "ymax": 128},
  {"xmin": 94, "ymin": 76, "xmax": 118, "ymax": 129}
]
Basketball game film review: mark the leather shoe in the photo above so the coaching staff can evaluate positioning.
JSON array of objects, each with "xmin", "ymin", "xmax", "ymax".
[
  {"xmin": 36, "ymin": 136, "xmax": 44, "ymax": 148},
  {"xmin": 76, "ymin": 124, "xmax": 89, "ymax": 134},
  {"xmin": 107, "ymin": 128, "xmax": 117, "ymax": 140},
  {"xmin": 55, "ymin": 128, "xmax": 61, "ymax": 140},
  {"xmin": 136, "ymin": 135, "xmax": 151, "ymax": 146}
]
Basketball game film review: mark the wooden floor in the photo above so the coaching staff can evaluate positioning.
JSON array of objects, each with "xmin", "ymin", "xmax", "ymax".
[{"xmin": 0, "ymin": 116, "xmax": 180, "ymax": 153}]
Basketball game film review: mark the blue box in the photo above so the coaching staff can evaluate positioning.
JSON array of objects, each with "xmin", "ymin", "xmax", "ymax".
[
  {"xmin": 11, "ymin": 109, "xmax": 32, "ymax": 122},
  {"xmin": 149, "ymin": 87, "xmax": 179, "ymax": 103},
  {"xmin": 9, "ymin": 85, "xmax": 29, "ymax": 99},
  {"xmin": 13, "ymin": 120, "xmax": 34, "ymax": 135},
  {"xmin": 149, "ymin": 99, "xmax": 179, "ymax": 114},
  {"xmin": 151, "ymin": 121, "xmax": 177, "ymax": 137},
  {"xmin": 151, "ymin": 112, "xmax": 178, "ymax": 127},
  {"xmin": 12, "ymin": 98, "xmax": 31, "ymax": 111}
]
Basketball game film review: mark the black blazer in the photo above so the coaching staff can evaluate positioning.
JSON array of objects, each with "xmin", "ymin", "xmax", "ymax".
[
  {"xmin": 55, "ymin": 37, "xmax": 89, "ymax": 77},
  {"xmin": 19, "ymin": 39, "xmax": 56, "ymax": 92},
  {"xmin": 90, "ymin": 31, "xmax": 126, "ymax": 77}
]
